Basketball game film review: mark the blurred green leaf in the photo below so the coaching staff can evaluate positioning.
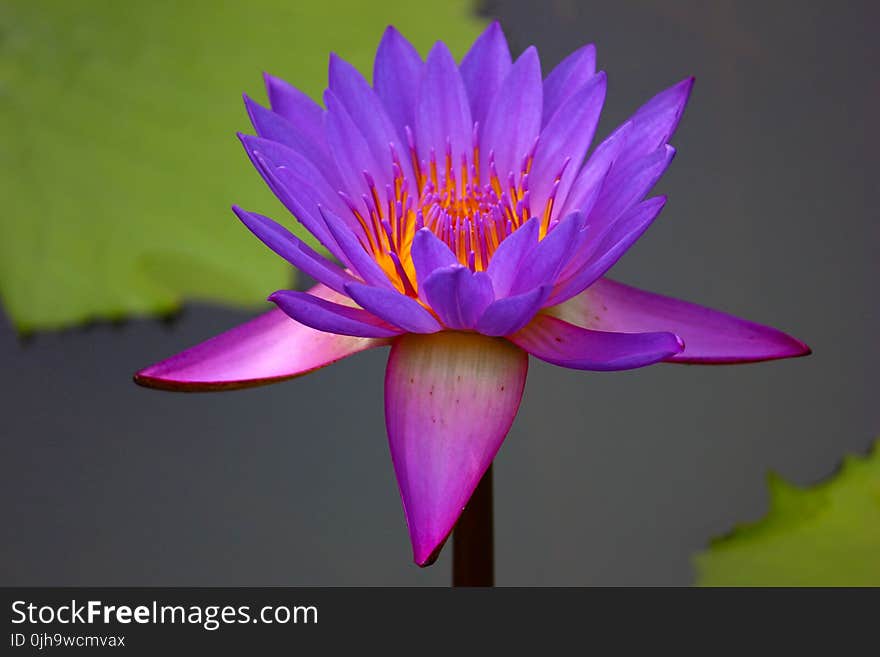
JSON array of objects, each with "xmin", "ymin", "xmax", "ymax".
[
  {"xmin": 0, "ymin": 0, "xmax": 482, "ymax": 331},
  {"xmin": 694, "ymin": 441, "xmax": 880, "ymax": 586}
]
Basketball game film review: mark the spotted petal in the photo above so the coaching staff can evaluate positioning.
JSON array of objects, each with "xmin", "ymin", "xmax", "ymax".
[{"xmin": 385, "ymin": 332, "xmax": 528, "ymax": 565}]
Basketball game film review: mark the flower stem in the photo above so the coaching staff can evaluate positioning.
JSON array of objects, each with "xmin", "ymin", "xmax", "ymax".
[{"xmin": 452, "ymin": 464, "xmax": 494, "ymax": 587}]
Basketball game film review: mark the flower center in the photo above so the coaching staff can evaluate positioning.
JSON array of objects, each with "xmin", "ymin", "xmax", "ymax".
[{"xmin": 339, "ymin": 127, "xmax": 567, "ymax": 296}]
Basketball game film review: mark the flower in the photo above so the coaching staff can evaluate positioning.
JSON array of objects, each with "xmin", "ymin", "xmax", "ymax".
[{"xmin": 135, "ymin": 22, "xmax": 810, "ymax": 566}]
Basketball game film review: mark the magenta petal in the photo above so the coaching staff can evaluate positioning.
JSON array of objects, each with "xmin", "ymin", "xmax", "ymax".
[
  {"xmin": 550, "ymin": 278, "xmax": 811, "ymax": 363},
  {"xmin": 373, "ymin": 26, "xmax": 423, "ymax": 144},
  {"xmin": 385, "ymin": 332, "xmax": 528, "ymax": 565},
  {"xmin": 542, "ymin": 44, "xmax": 597, "ymax": 126},
  {"xmin": 134, "ymin": 285, "xmax": 390, "ymax": 391},
  {"xmin": 509, "ymin": 313, "xmax": 683, "ymax": 371},
  {"xmin": 459, "ymin": 21, "xmax": 512, "ymax": 126}
]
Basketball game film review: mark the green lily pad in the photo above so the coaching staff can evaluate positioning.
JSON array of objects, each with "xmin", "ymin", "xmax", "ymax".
[
  {"xmin": 0, "ymin": 0, "xmax": 482, "ymax": 331},
  {"xmin": 694, "ymin": 441, "xmax": 880, "ymax": 586}
]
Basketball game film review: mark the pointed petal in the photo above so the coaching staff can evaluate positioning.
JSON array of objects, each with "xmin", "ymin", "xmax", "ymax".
[
  {"xmin": 324, "ymin": 89, "xmax": 389, "ymax": 198},
  {"xmin": 374, "ymin": 26, "xmax": 423, "ymax": 143},
  {"xmin": 415, "ymin": 41, "xmax": 473, "ymax": 165},
  {"xmin": 243, "ymin": 94, "xmax": 338, "ymax": 188},
  {"xmin": 232, "ymin": 206, "xmax": 357, "ymax": 295},
  {"xmin": 321, "ymin": 208, "xmax": 395, "ymax": 289},
  {"xmin": 549, "ymin": 196, "xmax": 667, "ymax": 305},
  {"xmin": 269, "ymin": 289, "xmax": 402, "ymax": 338},
  {"xmin": 475, "ymin": 285, "xmax": 550, "ymax": 336},
  {"xmin": 262, "ymin": 73, "xmax": 326, "ymax": 148},
  {"xmin": 134, "ymin": 286, "xmax": 389, "ymax": 391},
  {"xmin": 421, "ymin": 265, "xmax": 495, "ymax": 330},
  {"xmin": 550, "ymin": 278, "xmax": 811, "ymax": 363},
  {"xmin": 559, "ymin": 120, "xmax": 632, "ymax": 217},
  {"xmin": 529, "ymin": 72, "xmax": 606, "ymax": 219},
  {"xmin": 480, "ymin": 46, "xmax": 543, "ymax": 179},
  {"xmin": 329, "ymin": 53, "xmax": 414, "ymax": 183},
  {"xmin": 345, "ymin": 282, "xmax": 442, "ymax": 334},
  {"xmin": 614, "ymin": 76, "xmax": 694, "ymax": 171},
  {"xmin": 240, "ymin": 135, "xmax": 344, "ymax": 258},
  {"xmin": 542, "ymin": 44, "xmax": 597, "ymax": 126},
  {"xmin": 385, "ymin": 332, "xmax": 528, "ymax": 565},
  {"xmin": 410, "ymin": 227, "xmax": 458, "ymax": 292},
  {"xmin": 509, "ymin": 313, "xmax": 683, "ymax": 371},
  {"xmin": 459, "ymin": 21, "xmax": 512, "ymax": 126},
  {"xmin": 589, "ymin": 144, "xmax": 675, "ymax": 230}
]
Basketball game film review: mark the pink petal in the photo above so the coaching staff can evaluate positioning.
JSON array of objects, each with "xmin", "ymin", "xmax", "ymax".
[
  {"xmin": 549, "ymin": 278, "xmax": 811, "ymax": 363},
  {"xmin": 134, "ymin": 285, "xmax": 389, "ymax": 391},
  {"xmin": 385, "ymin": 332, "xmax": 528, "ymax": 566}
]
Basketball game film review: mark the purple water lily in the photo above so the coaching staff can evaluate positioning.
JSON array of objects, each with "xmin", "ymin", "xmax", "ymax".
[{"xmin": 135, "ymin": 23, "xmax": 810, "ymax": 566}]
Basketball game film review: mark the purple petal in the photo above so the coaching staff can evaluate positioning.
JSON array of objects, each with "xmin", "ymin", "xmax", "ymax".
[
  {"xmin": 270, "ymin": 289, "xmax": 402, "ymax": 338},
  {"xmin": 134, "ymin": 285, "xmax": 389, "ymax": 391},
  {"xmin": 550, "ymin": 278, "xmax": 811, "ymax": 363},
  {"xmin": 232, "ymin": 206, "xmax": 357, "ymax": 294},
  {"xmin": 415, "ymin": 41, "xmax": 473, "ymax": 166},
  {"xmin": 542, "ymin": 44, "xmax": 597, "ymax": 127},
  {"xmin": 324, "ymin": 89, "xmax": 389, "ymax": 198},
  {"xmin": 588, "ymin": 144, "xmax": 675, "ymax": 230},
  {"xmin": 373, "ymin": 26, "xmax": 423, "ymax": 144},
  {"xmin": 480, "ymin": 46, "xmax": 543, "ymax": 180},
  {"xmin": 549, "ymin": 196, "xmax": 667, "ymax": 305},
  {"xmin": 510, "ymin": 211, "xmax": 587, "ymax": 295},
  {"xmin": 421, "ymin": 265, "xmax": 495, "ymax": 330},
  {"xmin": 385, "ymin": 332, "xmax": 528, "ymax": 565},
  {"xmin": 459, "ymin": 21, "xmax": 512, "ymax": 127},
  {"xmin": 529, "ymin": 72, "xmax": 606, "ymax": 221},
  {"xmin": 262, "ymin": 73, "xmax": 326, "ymax": 149},
  {"xmin": 475, "ymin": 285, "xmax": 550, "ymax": 336},
  {"xmin": 243, "ymin": 95, "xmax": 338, "ymax": 189},
  {"xmin": 614, "ymin": 76, "xmax": 694, "ymax": 171},
  {"xmin": 345, "ymin": 282, "xmax": 442, "ymax": 334},
  {"xmin": 320, "ymin": 208, "xmax": 394, "ymax": 289},
  {"xmin": 509, "ymin": 313, "xmax": 683, "ymax": 371},
  {"xmin": 410, "ymin": 228, "xmax": 458, "ymax": 292},
  {"xmin": 559, "ymin": 120, "xmax": 632, "ymax": 217},
  {"xmin": 485, "ymin": 216, "xmax": 540, "ymax": 297},
  {"xmin": 241, "ymin": 142, "xmax": 342, "ymax": 260},
  {"xmin": 239, "ymin": 134, "xmax": 343, "ymax": 213},
  {"xmin": 329, "ymin": 53, "xmax": 414, "ymax": 183}
]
